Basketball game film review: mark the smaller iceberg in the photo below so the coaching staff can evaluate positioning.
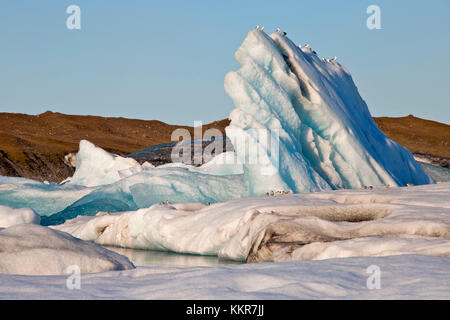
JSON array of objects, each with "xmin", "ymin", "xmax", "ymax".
[{"xmin": 68, "ymin": 140, "xmax": 140, "ymax": 187}]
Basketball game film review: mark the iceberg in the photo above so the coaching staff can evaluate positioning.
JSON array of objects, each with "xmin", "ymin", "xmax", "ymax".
[
  {"xmin": 0, "ymin": 175, "xmax": 94, "ymax": 217},
  {"xmin": 224, "ymin": 30, "xmax": 433, "ymax": 195},
  {"xmin": 68, "ymin": 140, "xmax": 140, "ymax": 187},
  {"xmin": 59, "ymin": 29, "xmax": 433, "ymax": 199},
  {"xmin": 41, "ymin": 163, "xmax": 246, "ymax": 225},
  {"xmin": 0, "ymin": 29, "xmax": 434, "ymax": 226}
]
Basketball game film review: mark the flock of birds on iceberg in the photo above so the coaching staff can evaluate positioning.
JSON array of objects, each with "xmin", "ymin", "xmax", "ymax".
[{"xmin": 256, "ymin": 25, "xmax": 338, "ymax": 63}]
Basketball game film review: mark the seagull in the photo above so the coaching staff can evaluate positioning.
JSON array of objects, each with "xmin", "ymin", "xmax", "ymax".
[
  {"xmin": 332, "ymin": 56, "xmax": 337, "ymax": 61},
  {"xmin": 256, "ymin": 25, "xmax": 260, "ymax": 30},
  {"xmin": 281, "ymin": 31, "xmax": 287, "ymax": 36},
  {"xmin": 260, "ymin": 26, "xmax": 264, "ymax": 31},
  {"xmin": 275, "ymin": 28, "xmax": 280, "ymax": 33},
  {"xmin": 304, "ymin": 43, "xmax": 310, "ymax": 48}
]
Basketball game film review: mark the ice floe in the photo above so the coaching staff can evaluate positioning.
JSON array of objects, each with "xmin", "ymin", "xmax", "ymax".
[
  {"xmin": 54, "ymin": 182, "xmax": 450, "ymax": 262},
  {"xmin": 0, "ymin": 224, "xmax": 134, "ymax": 275}
]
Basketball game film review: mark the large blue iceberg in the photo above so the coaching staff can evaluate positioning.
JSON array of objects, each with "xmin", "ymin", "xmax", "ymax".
[
  {"xmin": 224, "ymin": 30, "xmax": 432, "ymax": 194},
  {"xmin": 0, "ymin": 29, "xmax": 433, "ymax": 224}
]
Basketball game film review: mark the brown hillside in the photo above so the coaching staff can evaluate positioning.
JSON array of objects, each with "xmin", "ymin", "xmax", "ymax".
[
  {"xmin": 373, "ymin": 115, "xmax": 450, "ymax": 158},
  {"xmin": 0, "ymin": 111, "xmax": 229, "ymax": 182},
  {"xmin": 0, "ymin": 111, "xmax": 448, "ymax": 182}
]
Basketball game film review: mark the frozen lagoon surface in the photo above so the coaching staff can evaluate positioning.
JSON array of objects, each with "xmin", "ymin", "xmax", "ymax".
[
  {"xmin": 0, "ymin": 255, "xmax": 449, "ymax": 299},
  {"xmin": 0, "ymin": 182, "xmax": 449, "ymax": 299},
  {"xmin": 53, "ymin": 182, "xmax": 450, "ymax": 263},
  {"xmin": 104, "ymin": 246, "xmax": 241, "ymax": 267}
]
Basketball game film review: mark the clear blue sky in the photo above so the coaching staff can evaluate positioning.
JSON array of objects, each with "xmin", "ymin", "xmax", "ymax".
[{"xmin": 1, "ymin": 0, "xmax": 449, "ymax": 125}]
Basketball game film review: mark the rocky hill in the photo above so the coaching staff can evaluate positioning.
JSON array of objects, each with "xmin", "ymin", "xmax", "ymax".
[
  {"xmin": 0, "ymin": 111, "xmax": 448, "ymax": 182},
  {"xmin": 0, "ymin": 111, "xmax": 228, "ymax": 182}
]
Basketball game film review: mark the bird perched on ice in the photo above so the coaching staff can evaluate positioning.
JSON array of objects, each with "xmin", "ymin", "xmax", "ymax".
[
  {"xmin": 298, "ymin": 44, "xmax": 302, "ymax": 48},
  {"xmin": 281, "ymin": 31, "xmax": 287, "ymax": 36},
  {"xmin": 332, "ymin": 56, "xmax": 337, "ymax": 61},
  {"xmin": 304, "ymin": 43, "xmax": 310, "ymax": 48},
  {"xmin": 275, "ymin": 28, "xmax": 280, "ymax": 33},
  {"xmin": 260, "ymin": 26, "xmax": 264, "ymax": 31},
  {"xmin": 256, "ymin": 25, "xmax": 260, "ymax": 30}
]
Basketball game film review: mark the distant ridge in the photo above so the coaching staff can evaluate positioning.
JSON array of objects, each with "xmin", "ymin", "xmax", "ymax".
[
  {"xmin": 0, "ymin": 111, "xmax": 228, "ymax": 182},
  {"xmin": 373, "ymin": 115, "xmax": 450, "ymax": 159},
  {"xmin": 0, "ymin": 111, "xmax": 448, "ymax": 182}
]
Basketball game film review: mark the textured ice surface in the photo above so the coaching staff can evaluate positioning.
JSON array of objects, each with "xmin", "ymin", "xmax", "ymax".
[
  {"xmin": 54, "ymin": 182, "xmax": 450, "ymax": 262},
  {"xmin": 224, "ymin": 30, "xmax": 432, "ymax": 195},
  {"xmin": 0, "ymin": 175, "xmax": 94, "ymax": 217},
  {"xmin": 40, "ymin": 160, "xmax": 246, "ymax": 225},
  {"xmin": 0, "ymin": 224, "xmax": 134, "ymax": 275},
  {"xmin": 1, "ymin": 255, "xmax": 449, "ymax": 299}
]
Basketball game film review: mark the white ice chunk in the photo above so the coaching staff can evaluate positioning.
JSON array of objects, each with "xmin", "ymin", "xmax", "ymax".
[
  {"xmin": 0, "ymin": 224, "xmax": 134, "ymax": 275},
  {"xmin": 0, "ymin": 205, "xmax": 40, "ymax": 228},
  {"xmin": 69, "ymin": 140, "xmax": 140, "ymax": 187}
]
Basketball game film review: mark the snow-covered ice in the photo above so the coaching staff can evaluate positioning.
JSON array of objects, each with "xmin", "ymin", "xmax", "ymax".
[
  {"xmin": 0, "ymin": 224, "xmax": 134, "ymax": 275},
  {"xmin": 0, "ymin": 175, "xmax": 94, "ymax": 217},
  {"xmin": 0, "ymin": 255, "xmax": 448, "ymax": 299},
  {"xmin": 0, "ymin": 205, "xmax": 40, "ymax": 227},
  {"xmin": 54, "ymin": 182, "xmax": 450, "ymax": 262}
]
